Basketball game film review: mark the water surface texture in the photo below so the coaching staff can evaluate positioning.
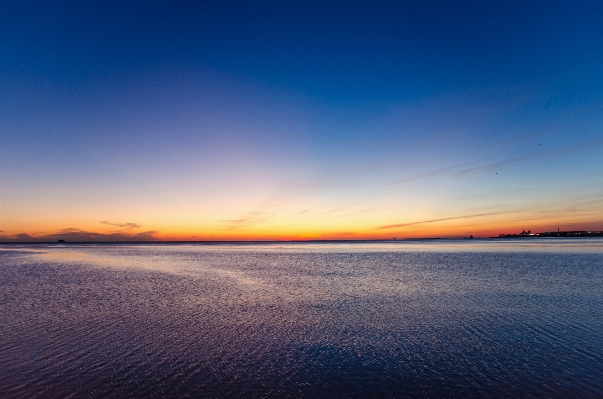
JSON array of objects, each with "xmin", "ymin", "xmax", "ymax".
[{"xmin": 2, "ymin": 239, "xmax": 603, "ymax": 398}]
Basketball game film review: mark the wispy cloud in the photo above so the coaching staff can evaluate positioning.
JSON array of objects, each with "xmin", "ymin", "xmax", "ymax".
[
  {"xmin": 455, "ymin": 155, "xmax": 531, "ymax": 177},
  {"xmin": 221, "ymin": 211, "xmax": 274, "ymax": 230},
  {"xmin": 391, "ymin": 170, "xmax": 444, "ymax": 184},
  {"xmin": 389, "ymin": 163, "xmax": 469, "ymax": 185},
  {"xmin": 378, "ymin": 212, "xmax": 499, "ymax": 230},
  {"xmin": 455, "ymin": 137, "xmax": 603, "ymax": 177},
  {"xmin": 99, "ymin": 221, "xmax": 141, "ymax": 229}
]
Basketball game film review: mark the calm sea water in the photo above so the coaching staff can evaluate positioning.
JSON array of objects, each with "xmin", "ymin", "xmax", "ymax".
[{"xmin": 1, "ymin": 239, "xmax": 603, "ymax": 398}]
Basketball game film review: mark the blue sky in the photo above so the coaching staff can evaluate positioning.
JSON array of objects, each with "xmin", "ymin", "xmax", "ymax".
[{"xmin": 1, "ymin": 0, "xmax": 602, "ymax": 240}]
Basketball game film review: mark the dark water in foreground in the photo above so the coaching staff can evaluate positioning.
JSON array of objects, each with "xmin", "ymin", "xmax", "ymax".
[{"xmin": 1, "ymin": 239, "xmax": 603, "ymax": 398}]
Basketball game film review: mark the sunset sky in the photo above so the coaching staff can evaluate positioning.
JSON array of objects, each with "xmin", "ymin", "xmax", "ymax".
[{"xmin": 1, "ymin": 1, "xmax": 602, "ymax": 241}]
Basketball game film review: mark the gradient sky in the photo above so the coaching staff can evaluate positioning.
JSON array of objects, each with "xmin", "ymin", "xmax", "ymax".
[{"xmin": 1, "ymin": 0, "xmax": 602, "ymax": 241}]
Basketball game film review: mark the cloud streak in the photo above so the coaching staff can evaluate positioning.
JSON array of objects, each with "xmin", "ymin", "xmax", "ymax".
[
  {"xmin": 99, "ymin": 221, "xmax": 141, "ymax": 229},
  {"xmin": 378, "ymin": 212, "xmax": 499, "ymax": 230},
  {"xmin": 389, "ymin": 163, "xmax": 469, "ymax": 185},
  {"xmin": 455, "ymin": 155, "xmax": 531, "ymax": 177},
  {"xmin": 221, "ymin": 211, "xmax": 274, "ymax": 230},
  {"xmin": 455, "ymin": 137, "xmax": 603, "ymax": 177}
]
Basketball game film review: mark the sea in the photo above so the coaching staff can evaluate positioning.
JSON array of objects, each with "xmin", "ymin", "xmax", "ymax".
[{"xmin": 1, "ymin": 239, "xmax": 603, "ymax": 398}]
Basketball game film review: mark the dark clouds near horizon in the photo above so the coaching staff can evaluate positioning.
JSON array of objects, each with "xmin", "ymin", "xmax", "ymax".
[{"xmin": 0, "ymin": 229, "xmax": 157, "ymax": 242}]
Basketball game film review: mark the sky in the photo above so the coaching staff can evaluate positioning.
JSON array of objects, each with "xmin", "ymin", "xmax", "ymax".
[{"xmin": 1, "ymin": 0, "xmax": 602, "ymax": 241}]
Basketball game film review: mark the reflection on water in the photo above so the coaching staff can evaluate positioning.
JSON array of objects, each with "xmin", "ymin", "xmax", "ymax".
[{"xmin": 1, "ymin": 239, "xmax": 603, "ymax": 398}]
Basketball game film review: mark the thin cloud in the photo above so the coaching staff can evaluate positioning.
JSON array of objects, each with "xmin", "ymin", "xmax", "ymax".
[
  {"xmin": 378, "ymin": 212, "xmax": 499, "ymax": 230},
  {"xmin": 455, "ymin": 155, "xmax": 531, "ymax": 177},
  {"xmin": 99, "ymin": 221, "xmax": 141, "ymax": 229},
  {"xmin": 221, "ymin": 211, "xmax": 274, "ymax": 230},
  {"xmin": 322, "ymin": 208, "xmax": 342, "ymax": 215},
  {"xmin": 455, "ymin": 137, "xmax": 603, "ymax": 177},
  {"xmin": 390, "ymin": 170, "xmax": 442, "ymax": 184},
  {"xmin": 389, "ymin": 163, "xmax": 468, "ymax": 185}
]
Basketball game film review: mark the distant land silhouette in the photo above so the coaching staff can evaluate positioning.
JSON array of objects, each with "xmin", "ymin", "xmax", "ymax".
[{"xmin": 495, "ymin": 230, "xmax": 603, "ymax": 238}]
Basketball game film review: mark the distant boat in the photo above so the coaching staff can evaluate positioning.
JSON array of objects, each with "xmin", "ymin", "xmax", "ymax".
[{"xmin": 58, "ymin": 239, "xmax": 66, "ymax": 243}]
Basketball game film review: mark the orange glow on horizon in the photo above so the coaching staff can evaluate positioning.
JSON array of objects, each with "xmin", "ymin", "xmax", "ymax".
[{"xmin": 2, "ymin": 215, "xmax": 602, "ymax": 242}]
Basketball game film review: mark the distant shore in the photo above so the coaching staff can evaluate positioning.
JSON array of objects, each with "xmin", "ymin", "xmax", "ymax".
[{"xmin": 494, "ymin": 230, "xmax": 603, "ymax": 238}]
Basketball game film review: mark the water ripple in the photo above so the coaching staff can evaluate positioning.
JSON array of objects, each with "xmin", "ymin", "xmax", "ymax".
[{"xmin": 1, "ymin": 243, "xmax": 603, "ymax": 397}]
